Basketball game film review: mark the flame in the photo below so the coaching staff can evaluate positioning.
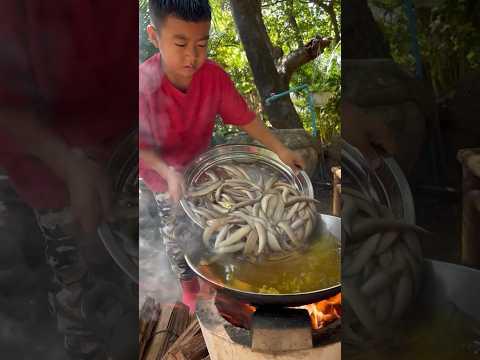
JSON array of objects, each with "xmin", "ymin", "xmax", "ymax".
[
  {"xmin": 301, "ymin": 293, "xmax": 341, "ymax": 330},
  {"xmin": 214, "ymin": 290, "xmax": 342, "ymax": 331}
]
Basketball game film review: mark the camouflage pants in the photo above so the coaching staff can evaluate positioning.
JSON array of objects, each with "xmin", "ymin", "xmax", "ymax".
[
  {"xmin": 35, "ymin": 208, "xmax": 127, "ymax": 360},
  {"xmin": 154, "ymin": 193, "xmax": 194, "ymax": 280}
]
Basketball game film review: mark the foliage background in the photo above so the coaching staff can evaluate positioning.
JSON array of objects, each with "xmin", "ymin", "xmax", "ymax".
[{"xmin": 370, "ymin": 0, "xmax": 480, "ymax": 99}]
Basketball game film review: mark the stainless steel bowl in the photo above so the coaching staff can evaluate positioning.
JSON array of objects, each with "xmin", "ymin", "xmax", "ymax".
[
  {"xmin": 180, "ymin": 144, "xmax": 315, "ymax": 228},
  {"xmin": 341, "ymin": 141, "xmax": 415, "ymax": 224}
]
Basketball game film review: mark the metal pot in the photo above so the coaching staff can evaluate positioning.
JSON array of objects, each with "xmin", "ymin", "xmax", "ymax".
[{"xmin": 97, "ymin": 129, "xmax": 139, "ymax": 283}]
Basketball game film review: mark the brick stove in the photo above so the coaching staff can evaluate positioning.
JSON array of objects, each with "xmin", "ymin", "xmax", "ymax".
[{"xmin": 196, "ymin": 293, "xmax": 341, "ymax": 360}]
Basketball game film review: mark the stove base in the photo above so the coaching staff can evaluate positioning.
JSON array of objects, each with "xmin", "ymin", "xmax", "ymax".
[{"xmin": 196, "ymin": 297, "xmax": 340, "ymax": 360}]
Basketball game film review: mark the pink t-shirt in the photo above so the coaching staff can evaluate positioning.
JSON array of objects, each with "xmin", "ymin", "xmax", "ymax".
[
  {"xmin": 139, "ymin": 53, "xmax": 256, "ymax": 192},
  {"xmin": 0, "ymin": 1, "xmax": 137, "ymax": 209}
]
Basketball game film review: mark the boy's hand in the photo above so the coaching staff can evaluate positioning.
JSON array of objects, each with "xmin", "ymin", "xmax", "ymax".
[
  {"xmin": 165, "ymin": 167, "xmax": 185, "ymax": 203},
  {"xmin": 277, "ymin": 147, "xmax": 306, "ymax": 174},
  {"xmin": 65, "ymin": 150, "xmax": 113, "ymax": 234},
  {"xmin": 341, "ymin": 101, "xmax": 397, "ymax": 167},
  {"xmin": 343, "ymin": 114, "xmax": 397, "ymax": 167}
]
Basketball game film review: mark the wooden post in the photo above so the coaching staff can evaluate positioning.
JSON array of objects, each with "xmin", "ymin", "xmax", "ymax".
[
  {"xmin": 457, "ymin": 148, "xmax": 480, "ymax": 267},
  {"xmin": 331, "ymin": 167, "xmax": 341, "ymax": 217}
]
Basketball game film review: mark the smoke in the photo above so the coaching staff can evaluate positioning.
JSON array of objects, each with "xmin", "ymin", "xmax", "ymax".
[
  {"xmin": 0, "ymin": 240, "xmax": 65, "ymax": 358},
  {"xmin": 139, "ymin": 182, "xmax": 180, "ymax": 307},
  {"xmin": 139, "ymin": 57, "xmax": 172, "ymax": 151}
]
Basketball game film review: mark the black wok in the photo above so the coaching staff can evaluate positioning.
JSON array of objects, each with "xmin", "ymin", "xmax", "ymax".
[
  {"xmin": 183, "ymin": 213, "xmax": 341, "ymax": 307},
  {"xmin": 343, "ymin": 259, "xmax": 480, "ymax": 359}
]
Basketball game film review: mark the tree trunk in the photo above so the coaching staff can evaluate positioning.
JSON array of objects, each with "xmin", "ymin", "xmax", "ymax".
[
  {"xmin": 279, "ymin": 36, "xmax": 331, "ymax": 84},
  {"xmin": 342, "ymin": 0, "xmax": 391, "ymax": 59},
  {"xmin": 230, "ymin": 0, "xmax": 302, "ymax": 129}
]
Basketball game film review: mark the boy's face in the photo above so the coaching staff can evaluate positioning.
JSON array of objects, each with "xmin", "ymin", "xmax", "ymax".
[{"xmin": 147, "ymin": 16, "xmax": 210, "ymax": 87}]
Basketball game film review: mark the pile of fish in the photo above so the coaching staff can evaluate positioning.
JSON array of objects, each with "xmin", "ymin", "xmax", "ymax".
[
  {"xmin": 341, "ymin": 186, "xmax": 428, "ymax": 344},
  {"xmin": 185, "ymin": 163, "xmax": 319, "ymax": 256}
]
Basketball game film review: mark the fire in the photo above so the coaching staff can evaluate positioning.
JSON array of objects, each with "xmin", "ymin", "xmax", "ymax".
[
  {"xmin": 214, "ymin": 290, "xmax": 342, "ymax": 331},
  {"xmin": 300, "ymin": 293, "xmax": 341, "ymax": 330}
]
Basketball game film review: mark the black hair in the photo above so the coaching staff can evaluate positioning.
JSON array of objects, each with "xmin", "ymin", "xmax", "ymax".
[{"xmin": 149, "ymin": 0, "xmax": 211, "ymax": 27}]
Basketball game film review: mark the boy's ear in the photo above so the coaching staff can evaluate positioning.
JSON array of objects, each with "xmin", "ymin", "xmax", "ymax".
[{"xmin": 146, "ymin": 24, "xmax": 160, "ymax": 49}]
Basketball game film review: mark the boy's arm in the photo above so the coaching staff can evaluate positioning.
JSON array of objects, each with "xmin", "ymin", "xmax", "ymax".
[
  {"xmin": 214, "ymin": 67, "xmax": 305, "ymax": 172},
  {"xmin": 139, "ymin": 148, "xmax": 171, "ymax": 179},
  {"xmin": 139, "ymin": 148, "xmax": 185, "ymax": 202},
  {"xmin": 340, "ymin": 100, "xmax": 397, "ymax": 162},
  {"xmin": 0, "ymin": 108, "xmax": 112, "ymax": 233},
  {"xmin": 239, "ymin": 117, "xmax": 306, "ymax": 172}
]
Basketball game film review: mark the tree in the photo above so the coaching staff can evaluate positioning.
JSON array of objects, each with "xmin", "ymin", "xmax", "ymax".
[
  {"xmin": 342, "ymin": 0, "xmax": 391, "ymax": 59},
  {"xmin": 230, "ymin": 0, "xmax": 331, "ymax": 129},
  {"xmin": 310, "ymin": 0, "xmax": 340, "ymax": 44},
  {"xmin": 369, "ymin": 0, "xmax": 480, "ymax": 96}
]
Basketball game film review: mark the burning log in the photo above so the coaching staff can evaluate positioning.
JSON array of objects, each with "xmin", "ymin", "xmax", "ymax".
[
  {"xmin": 214, "ymin": 291, "xmax": 342, "ymax": 333},
  {"xmin": 301, "ymin": 293, "xmax": 341, "ymax": 330}
]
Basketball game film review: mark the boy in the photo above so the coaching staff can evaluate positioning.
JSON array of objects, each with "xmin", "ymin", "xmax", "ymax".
[{"xmin": 139, "ymin": 0, "xmax": 305, "ymax": 311}]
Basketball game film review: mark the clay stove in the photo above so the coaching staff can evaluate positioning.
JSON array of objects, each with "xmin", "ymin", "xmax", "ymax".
[{"xmin": 196, "ymin": 293, "xmax": 341, "ymax": 360}]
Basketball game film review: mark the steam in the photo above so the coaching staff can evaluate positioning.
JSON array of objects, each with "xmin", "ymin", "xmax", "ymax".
[
  {"xmin": 0, "ymin": 211, "xmax": 65, "ymax": 359},
  {"xmin": 139, "ymin": 182, "xmax": 181, "ymax": 307}
]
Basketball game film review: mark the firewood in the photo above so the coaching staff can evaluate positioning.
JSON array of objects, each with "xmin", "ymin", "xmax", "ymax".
[
  {"xmin": 143, "ymin": 302, "xmax": 190, "ymax": 360},
  {"xmin": 139, "ymin": 297, "xmax": 160, "ymax": 359},
  {"xmin": 178, "ymin": 332, "xmax": 209, "ymax": 360},
  {"xmin": 162, "ymin": 319, "xmax": 208, "ymax": 360},
  {"xmin": 140, "ymin": 297, "xmax": 157, "ymax": 339}
]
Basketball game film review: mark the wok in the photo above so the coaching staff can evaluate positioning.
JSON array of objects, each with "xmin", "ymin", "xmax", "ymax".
[
  {"xmin": 344, "ymin": 259, "xmax": 480, "ymax": 359},
  {"xmin": 183, "ymin": 213, "xmax": 341, "ymax": 307},
  {"xmin": 420, "ymin": 259, "xmax": 480, "ymax": 321}
]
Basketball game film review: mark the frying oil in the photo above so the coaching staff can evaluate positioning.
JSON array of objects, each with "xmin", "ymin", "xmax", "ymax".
[{"xmin": 198, "ymin": 231, "xmax": 340, "ymax": 294}]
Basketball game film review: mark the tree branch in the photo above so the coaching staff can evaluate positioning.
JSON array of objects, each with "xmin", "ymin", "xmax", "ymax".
[
  {"xmin": 261, "ymin": 0, "xmax": 311, "ymax": 9},
  {"xmin": 286, "ymin": 0, "xmax": 304, "ymax": 48},
  {"xmin": 278, "ymin": 36, "xmax": 331, "ymax": 84},
  {"xmin": 310, "ymin": 0, "xmax": 340, "ymax": 43}
]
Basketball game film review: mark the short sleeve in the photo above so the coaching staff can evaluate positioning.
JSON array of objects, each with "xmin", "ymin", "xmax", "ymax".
[
  {"xmin": 217, "ymin": 69, "xmax": 256, "ymax": 126},
  {"xmin": 139, "ymin": 55, "xmax": 166, "ymax": 151},
  {"xmin": 139, "ymin": 93, "xmax": 155, "ymax": 150}
]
